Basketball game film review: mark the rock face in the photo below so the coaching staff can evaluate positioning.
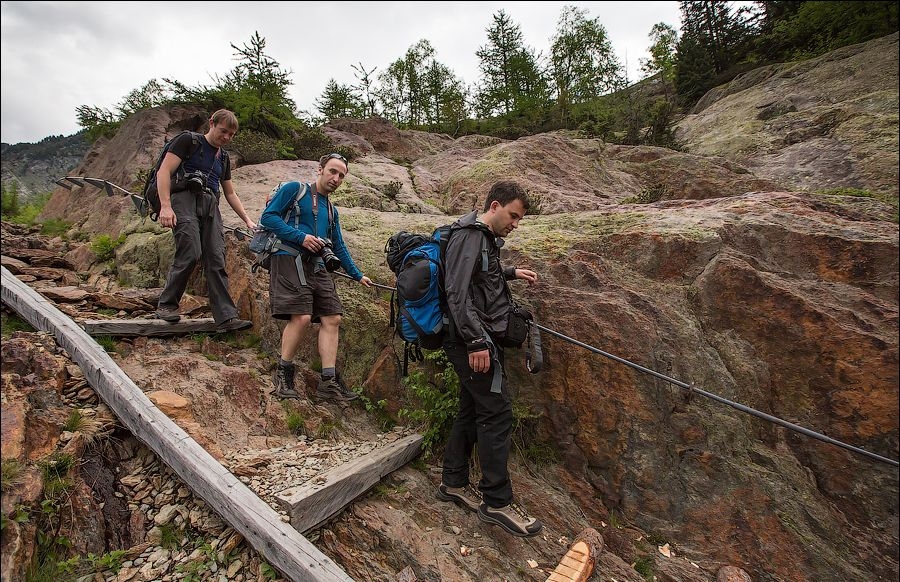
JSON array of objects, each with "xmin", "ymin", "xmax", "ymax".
[
  {"xmin": 675, "ymin": 32, "xmax": 899, "ymax": 198},
  {"xmin": 5, "ymin": 33, "xmax": 897, "ymax": 582}
]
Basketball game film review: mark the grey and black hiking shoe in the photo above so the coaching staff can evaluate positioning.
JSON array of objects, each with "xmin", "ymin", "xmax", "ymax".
[
  {"xmin": 155, "ymin": 307, "xmax": 181, "ymax": 323},
  {"xmin": 478, "ymin": 501, "xmax": 543, "ymax": 537},
  {"xmin": 334, "ymin": 373, "xmax": 359, "ymax": 400},
  {"xmin": 315, "ymin": 377, "xmax": 358, "ymax": 402},
  {"xmin": 271, "ymin": 365, "xmax": 302, "ymax": 400},
  {"xmin": 437, "ymin": 483, "xmax": 483, "ymax": 513}
]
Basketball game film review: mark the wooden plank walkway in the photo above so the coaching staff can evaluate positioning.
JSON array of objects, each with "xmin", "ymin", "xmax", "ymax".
[
  {"xmin": 1, "ymin": 266, "xmax": 353, "ymax": 582},
  {"xmin": 277, "ymin": 433, "xmax": 423, "ymax": 533},
  {"xmin": 83, "ymin": 317, "xmax": 222, "ymax": 336}
]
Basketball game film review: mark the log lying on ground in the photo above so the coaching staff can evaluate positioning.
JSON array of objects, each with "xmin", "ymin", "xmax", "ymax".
[{"xmin": 1, "ymin": 266, "xmax": 352, "ymax": 582}]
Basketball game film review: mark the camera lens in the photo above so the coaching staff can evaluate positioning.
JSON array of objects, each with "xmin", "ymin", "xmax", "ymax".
[{"xmin": 319, "ymin": 239, "xmax": 341, "ymax": 272}]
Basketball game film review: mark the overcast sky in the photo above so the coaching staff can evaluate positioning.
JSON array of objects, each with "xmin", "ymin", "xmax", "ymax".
[{"xmin": 1, "ymin": 1, "xmax": 683, "ymax": 145}]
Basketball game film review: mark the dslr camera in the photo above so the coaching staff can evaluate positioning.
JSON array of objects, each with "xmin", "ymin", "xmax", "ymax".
[
  {"xmin": 319, "ymin": 238, "xmax": 342, "ymax": 272},
  {"xmin": 183, "ymin": 170, "xmax": 207, "ymax": 194}
]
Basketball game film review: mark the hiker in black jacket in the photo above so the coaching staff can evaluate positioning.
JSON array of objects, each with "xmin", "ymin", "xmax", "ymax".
[{"xmin": 436, "ymin": 180, "xmax": 543, "ymax": 538}]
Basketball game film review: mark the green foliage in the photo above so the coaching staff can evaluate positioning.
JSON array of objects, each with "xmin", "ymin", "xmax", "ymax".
[
  {"xmin": 1, "ymin": 458, "xmax": 24, "ymax": 489},
  {"xmin": 370, "ymin": 481, "xmax": 409, "ymax": 500},
  {"xmin": 90, "ymin": 233, "xmax": 126, "ymax": 262},
  {"xmin": 0, "ymin": 504, "xmax": 30, "ymax": 532},
  {"xmin": 752, "ymin": 1, "xmax": 898, "ymax": 63},
  {"xmin": 286, "ymin": 411, "xmax": 305, "ymax": 435},
  {"xmin": 159, "ymin": 523, "xmax": 183, "ymax": 550},
  {"xmin": 634, "ymin": 556, "xmax": 655, "ymax": 580},
  {"xmin": 316, "ymin": 79, "xmax": 366, "ymax": 121},
  {"xmin": 62, "ymin": 409, "xmax": 85, "ymax": 433},
  {"xmin": 229, "ymin": 129, "xmax": 281, "ymax": 164},
  {"xmin": 357, "ymin": 392, "xmax": 395, "ymax": 432},
  {"xmin": 511, "ymin": 401, "xmax": 557, "ymax": 469},
  {"xmin": 2, "ymin": 188, "xmax": 52, "ymax": 226},
  {"xmin": 38, "ymin": 453, "xmax": 74, "ymax": 500},
  {"xmin": 75, "ymin": 104, "xmax": 121, "ymax": 142},
  {"xmin": 550, "ymin": 5, "xmax": 623, "ymax": 118},
  {"xmin": 1, "ymin": 311, "xmax": 35, "ymax": 338},
  {"xmin": 288, "ymin": 125, "xmax": 339, "ymax": 162},
  {"xmin": 94, "ymin": 335, "xmax": 117, "ymax": 353},
  {"xmin": 398, "ymin": 350, "xmax": 459, "ymax": 454},
  {"xmin": 816, "ymin": 187, "xmax": 899, "ymax": 222},
  {"xmin": 382, "ymin": 181, "xmax": 402, "ymax": 201},
  {"xmin": 39, "ymin": 218, "xmax": 71, "ymax": 238},
  {"xmin": 1, "ymin": 180, "xmax": 20, "ymax": 217},
  {"xmin": 623, "ymin": 182, "xmax": 671, "ymax": 204},
  {"xmin": 259, "ymin": 562, "xmax": 280, "ymax": 580}
]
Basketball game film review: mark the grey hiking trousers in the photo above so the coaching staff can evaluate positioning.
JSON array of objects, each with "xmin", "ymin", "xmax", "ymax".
[{"xmin": 157, "ymin": 189, "xmax": 238, "ymax": 324}]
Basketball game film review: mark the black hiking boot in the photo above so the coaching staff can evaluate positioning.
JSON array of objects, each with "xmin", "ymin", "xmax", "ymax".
[{"xmin": 271, "ymin": 364, "xmax": 302, "ymax": 400}]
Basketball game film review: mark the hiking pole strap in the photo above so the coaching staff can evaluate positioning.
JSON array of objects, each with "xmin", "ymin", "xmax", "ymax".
[
  {"xmin": 526, "ymin": 319, "xmax": 543, "ymax": 373},
  {"xmin": 485, "ymin": 337, "xmax": 503, "ymax": 394}
]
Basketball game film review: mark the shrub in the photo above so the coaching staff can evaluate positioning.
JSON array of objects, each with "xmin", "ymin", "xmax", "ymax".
[
  {"xmin": 91, "ymin": 234, "xmax": 126, "ymax": 262},
  {"xmin": 398, "ymin": 350, "xmax": 459, "ymax": 454}
]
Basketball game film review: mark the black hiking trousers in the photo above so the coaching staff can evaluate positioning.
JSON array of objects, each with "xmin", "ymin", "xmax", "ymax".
[
  {"xmin": 441, "ymin": 339, "xmax": 513, "ymax": 508},
  {"xmin": 158, "ymin": 189, "xmax": 238, "ymax": 325}
]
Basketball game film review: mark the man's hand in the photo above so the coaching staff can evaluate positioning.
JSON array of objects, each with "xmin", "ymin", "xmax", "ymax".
[
  {"xmin": 302, "ymin": 235, "xmax": 325, "ymax": 253},
  {"xmin": 359, "ymin": 276, "xmax": 373, "ymax": 288},
  {"xmin": 244, "ymin": 218, "xmax": 257, "ymax": 231},
  {"xmin": 158, "ymin": 206, "xmax": 176, "ymax": 228},
  {"xmin": 515, "ymin": 268, "xmax": 537, "ymax": 285},
  {"xmin": 469, "ymin": 349, "xmax": 491, "ymax": 373}
]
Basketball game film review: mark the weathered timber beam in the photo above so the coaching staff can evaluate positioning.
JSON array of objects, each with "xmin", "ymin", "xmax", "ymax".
[
  {"xmin": 1, "ymin": 266, "xmax": 353, "ymax": 582},
  {"xmin": 276, "ymin": 433, "xmax": 423, "ymax": 533},
  {"xmin": 83, "ymin": 318, "xmax": 221, "ymax": 337}
]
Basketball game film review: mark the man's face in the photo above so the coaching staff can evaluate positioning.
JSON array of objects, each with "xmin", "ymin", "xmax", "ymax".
[
  {"xmin": 208, "ymin": 122, "xmax": 236, "ymax": 148},
  {"xmin": 317, "ymin": 159, "xmax": 348, "ymax": 194},
  {"xmin": 487, "ymin": 199, "xmax": 527, "ymax": 238}
]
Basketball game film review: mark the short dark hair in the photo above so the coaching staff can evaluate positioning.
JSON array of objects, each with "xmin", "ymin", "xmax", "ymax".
[
  {"xmin": 319, "ymin": 152, "xmax": 349, "ymax": 171},
  {"xmin": 484, "ymin": 180, "xmax": 530, "ymax": 212}
]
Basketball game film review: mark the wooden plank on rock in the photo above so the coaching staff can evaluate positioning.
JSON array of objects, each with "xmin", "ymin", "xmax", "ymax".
[
  {"xmin": 276, "ymin": 433, "xmax": 423, "ymax": 533},
  {"xmin": 83, "ymin": 318, "xmax": 221, "ymax": 336},
  {"xmin": 1, "ymin": 266, "xmax": 352, "ymax": 582}
]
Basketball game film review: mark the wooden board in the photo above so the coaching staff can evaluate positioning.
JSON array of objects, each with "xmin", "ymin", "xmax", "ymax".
[
  {"xmin": 1, "ymin": 266, "xmax": 352, "ymax": 582},
  {"xmin": 545, "ymin": 528, "xmax": 604, "ymax": 582},
  {"xmin": 83, "ymin": 317, "xmax": 221, "ymax": 337},
  {"xmin": 276, "ymin": 433, "xmax": 423, "ymax": 533}
]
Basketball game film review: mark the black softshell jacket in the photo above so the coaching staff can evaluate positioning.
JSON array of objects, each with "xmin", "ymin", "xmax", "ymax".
[{"xmin": 443, "ymin": 211, "xmax": 516, "ymax": 349}]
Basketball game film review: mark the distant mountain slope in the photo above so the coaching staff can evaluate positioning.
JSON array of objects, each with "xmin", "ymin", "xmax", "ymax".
[{"xmin": 1, "ymin": 132, "xmax": 90, "ymax": 198}]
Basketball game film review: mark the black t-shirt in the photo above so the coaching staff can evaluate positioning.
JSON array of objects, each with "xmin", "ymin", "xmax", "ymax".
[{"xmin": 168, "ymin": 132, "xmax": 230, "ymax": 193}]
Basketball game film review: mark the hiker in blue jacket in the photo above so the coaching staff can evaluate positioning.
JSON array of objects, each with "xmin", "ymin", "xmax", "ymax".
[
  {"xmin": 436, "ymin": 179, "xmax": 543, "ymax": 538},
  {"xmin": 261, "ymin": 153, "xmax": 372, "ymax": 401},
  {"xmin": 155, "ymin": 109, "xmax": 255, "ymax": 332}
]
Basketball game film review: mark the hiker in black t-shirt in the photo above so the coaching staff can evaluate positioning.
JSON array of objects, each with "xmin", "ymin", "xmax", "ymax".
[
  {"xmin": 437, "ymin": 180, "xmax": 543, "ymax": 538},
  {"xmin": 155, "ymin": 109, "xmax": 255, "ymax": 332}
]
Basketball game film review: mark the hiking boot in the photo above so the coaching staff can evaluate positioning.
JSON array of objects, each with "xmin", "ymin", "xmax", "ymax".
[
  {"xmin": 437, "ymin": 483, "xmax": 483, "ymax": 513},
  {"xmin": 478, "ymin": 501, "xmax": 543, "ymax": 538},
  {"xmin": 155, "ymin": 307, "xmax": 181, "ymax": 323},
  {"xmin": 315, "ymin": 377, "xmax": 358, "ymax": 402},
  {"xmin": 271, "ymin": 365, "xmax": 302, "ymax": 400},
  {"xmin": 217, "ymin": 318, "xmax": 252, "ymax": 332},
  {"xmin": 333, "ymin": 373, "xmax": 359, "ymax": 401}
]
